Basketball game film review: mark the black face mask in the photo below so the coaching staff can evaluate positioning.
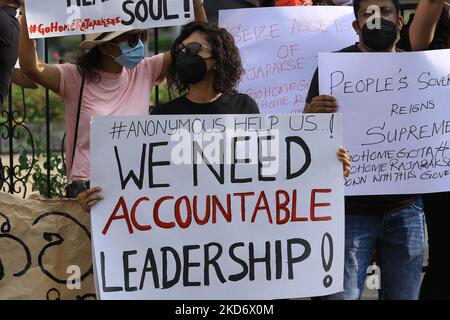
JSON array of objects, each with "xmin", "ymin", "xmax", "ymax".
[
  {"xmin": 175, "ymin": 52, "xmax": 212, "ymax": 85},
  {"xmin": 362, "ymin": 18, "xmax": 398, "ymax": 51}
]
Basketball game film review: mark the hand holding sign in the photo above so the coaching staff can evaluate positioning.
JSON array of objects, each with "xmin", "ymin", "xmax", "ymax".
[
  {"xmin": 304, "ymin": 95, "xmax": 340, "ymax": 114},
  {"xmin": 78, "ymin": 187, "xmax": 103, "ymax": 213}
]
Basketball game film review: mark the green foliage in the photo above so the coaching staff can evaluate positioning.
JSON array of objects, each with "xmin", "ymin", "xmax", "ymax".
[
  {"xmin": 17, "ymin": 131, "xmax": 67, "ymax": 198},
  {"xmin": 151, "ymin": 81, "xmax": 178, "ymax": 106},
  {"xmin": 9, "ymin": 85, "xmax": 65, "ymax": 124}
]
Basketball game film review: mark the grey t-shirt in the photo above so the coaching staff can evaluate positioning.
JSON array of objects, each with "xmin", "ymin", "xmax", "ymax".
[{"xmin": 204, "ymin": 0, "xmax": 257, "ymax": 24}]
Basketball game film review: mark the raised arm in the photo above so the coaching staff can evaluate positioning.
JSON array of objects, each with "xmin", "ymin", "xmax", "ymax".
[
  {"xmin": 18, "ymin": 5, "xmax": 61, "ymax": 93},
  {"xmin": 194, "ymin": 0, "xmax": 208, "ymax": 23},
  {"xmin": 409, "ymin": 0, "xmax": 446, "ymax": 51},
  {"xmin": 12, "ymin": 68, "xmax": 39, "ymax": 89}
]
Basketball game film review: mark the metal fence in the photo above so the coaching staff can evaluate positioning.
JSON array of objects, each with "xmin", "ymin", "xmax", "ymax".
[{"xmin": 0, "ymin": 4, "xmax": 418, "ymax": 199}]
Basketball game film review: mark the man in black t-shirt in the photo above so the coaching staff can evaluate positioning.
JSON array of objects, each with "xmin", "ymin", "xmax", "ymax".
[{"xmin": 305, "ymin": 0, "xmax": 425, "ymax": 300}]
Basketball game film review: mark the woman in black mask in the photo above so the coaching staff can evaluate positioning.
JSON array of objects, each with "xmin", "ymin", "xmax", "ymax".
[
  {"xmin": 152, "ymin": 21, "xmax": 260, "ymax": 115},
  {"xmin": 78, "ymin": 21, "xmax": 351, "ymax": 212}
]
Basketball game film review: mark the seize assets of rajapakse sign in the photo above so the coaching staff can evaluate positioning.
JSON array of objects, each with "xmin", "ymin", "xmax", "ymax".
[
  {"xmin": 25, "ymin": 0, "xmax": 194, "ymax": 39},
  {"xmin": 319, "ymin": 49, "xmax": 450, "ymax": 196},
  {"xmin": 219, "ymin": 6, "xmax": 357, "ymax": 113},
  {"xmin": 90, "ymin": 114, "xmax": 344, "ymax": 300}
]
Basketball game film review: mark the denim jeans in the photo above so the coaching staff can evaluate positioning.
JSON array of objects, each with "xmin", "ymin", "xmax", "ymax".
[{"xmin": 324, "ymin": 200, "xmax": 425, "ymax": 300}]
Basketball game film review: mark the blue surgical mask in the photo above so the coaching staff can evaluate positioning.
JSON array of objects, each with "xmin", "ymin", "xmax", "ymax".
[{"xmin": 111, "ymin": 40, "xmax": 145, "ymax": 69}]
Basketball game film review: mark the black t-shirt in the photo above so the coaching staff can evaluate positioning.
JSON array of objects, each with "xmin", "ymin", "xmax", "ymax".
[
  {"xmin": 152, "ymin": 93, "xmax": 260, "ymax": 115},
  {"xmin": 306, "ymin": 43, "xmax": 418, "ymax": 215}
]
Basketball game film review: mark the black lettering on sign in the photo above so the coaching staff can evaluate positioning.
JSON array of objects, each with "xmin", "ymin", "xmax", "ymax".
[
  {"xmin": 161, "ymin": 246, "xmax": 181, "ymax": 289},
  {"xmin": 286, "ymin": 136, "xmax": 312, "ymax": 180},
  {"xmin": 204, "ymin": 242, "xmax": 226, "ymax": 285},
  {"xmin": 321, "ymin": 233, "xmax": 334, "ymax": 288},
  {"xmin": 122, "ymin": 0, "xmax": 181, "ymax": 26}
]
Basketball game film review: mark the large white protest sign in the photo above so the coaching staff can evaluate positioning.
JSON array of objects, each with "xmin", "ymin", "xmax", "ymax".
[
  {"xmin": 319, "ymin": 49, "xmax": 450, "ymax": 196},
  {"xmin": 219, "ymin": 6, "xmax": 357, "ymax": 114},
  {"xmin": 90, "ymin": 114, "xmax": 344, "ymax": 300},
  {"xmin": 25, "ymin": 0, "xmax": 194, "ymax": 39}
]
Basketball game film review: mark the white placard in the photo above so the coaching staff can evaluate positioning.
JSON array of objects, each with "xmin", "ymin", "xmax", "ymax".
[
  {"xmin": 219, "ymin": 6, "xmax": 358, "ymax": 113},
  {"xmin": 90, "ymin": 114, "xmax": 345, "ymax": 300},
  {"xmin": 319, "ymin": 49, "xmax": 450, "ymax": 196},
  {"xmin": 25, "ymin": 0, "xmax": 194, "ymax": 39}
]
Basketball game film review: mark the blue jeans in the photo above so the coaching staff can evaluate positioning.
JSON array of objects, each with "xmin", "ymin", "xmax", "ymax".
[{"xmin": 325, "ymin": 200, "xmax": 425, "ymax": 300}]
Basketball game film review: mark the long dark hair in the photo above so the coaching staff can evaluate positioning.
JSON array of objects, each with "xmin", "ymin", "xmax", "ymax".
[
  {"xmin": 168, "ymin": 21, "xmax": 244, "ymax": 94},
  {"xmin": 76, "ymin": 46, "xmax": 102, "ymax": 82}
]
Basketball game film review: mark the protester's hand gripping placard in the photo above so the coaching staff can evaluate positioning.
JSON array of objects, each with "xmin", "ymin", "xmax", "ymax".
[
  {"xmin": 219, "ymin": 6, "xmax": 358, "ymax": 114},
  {"xmin": 90, "ymin": 114, "xmax": 345, "ymax": 300},
  {"xmin": 319, "ymin": 49, "xmax": 450, "ymax": 196},
  {"xmin": 25, "ymin": 0, "xmax": 194, "ymax": 39}
]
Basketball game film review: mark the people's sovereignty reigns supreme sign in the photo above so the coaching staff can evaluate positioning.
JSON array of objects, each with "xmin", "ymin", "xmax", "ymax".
[
  {"xmin": 25, "ymin": 0, "xmax": 194, "ymax": 38},
  {"xmin": 90, "ymin": 114, "xmax": 345, "ymax": 300},
  {"xmin": 319, "ymin": 50, "xmax": 450, "ymax": 196}
]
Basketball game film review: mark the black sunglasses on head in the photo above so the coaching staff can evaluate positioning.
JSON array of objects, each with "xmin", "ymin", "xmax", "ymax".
[{"xmin": 176, "ymin": 42, "xmax": 212, "ymax": 56}]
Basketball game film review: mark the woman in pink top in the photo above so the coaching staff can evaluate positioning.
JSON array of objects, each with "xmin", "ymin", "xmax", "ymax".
[{"xmin": 18, "ymin": 1, "xmax": 207, "ymax": 198}]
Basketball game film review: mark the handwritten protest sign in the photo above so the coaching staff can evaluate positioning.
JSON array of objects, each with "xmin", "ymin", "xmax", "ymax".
[
  {"xmin": 319, "ymin": 49, "xmax": 450, "ymax": 196},
  {"xmin": 90, "ymin": 114, "xmax": 345, "ymax": 300},
  {"xmin": 0, "ymin": 192, "xmax": 95, "ymax": 300},
  {"xmin": 25, "ymin": 0, "xmax": 194, "ymax": 39},
  {"xmin": 219, "ymin": 7, "xmax": 357, "ymax": 114}
]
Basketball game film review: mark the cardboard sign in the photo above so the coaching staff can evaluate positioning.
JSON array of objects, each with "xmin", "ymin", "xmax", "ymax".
[{"xmin": 0, "ymin": 193, "xmax": 95, "ymax": 300}]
